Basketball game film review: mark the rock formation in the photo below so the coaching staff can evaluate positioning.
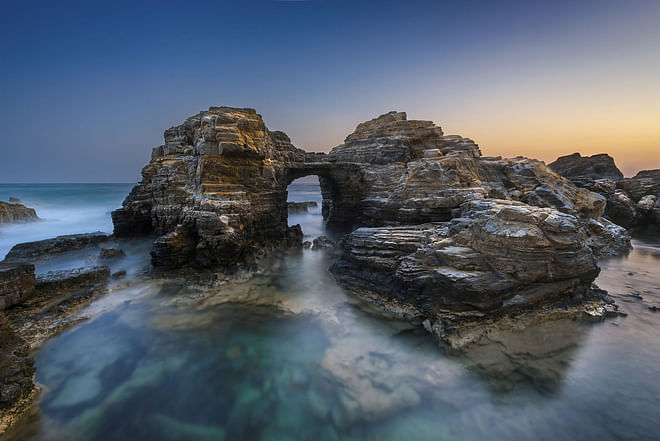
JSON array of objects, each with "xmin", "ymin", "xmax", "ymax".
[
  {"xmin": 0, "ymin": 312, "xmax": 35, "ymax": 433},
  {"xmin": 549, "ymin": 153, "xmax": 660, "ymax": 229},
  {"xmin": 287, "ymin": 201, "xmax": 318, "ymax": 214},
  {"xmin": 112, "ymin": 107, "xmax": 631, "ymax": 348},
  {"xmin": 112, "ymin": 107, "xmax": 341, "ymax": 269},
  {"xmin": 0, "ymin": 240, "xmax": 112, "ymax": 433},
  {"xmin": 330, "ymin": 199, "xmax": 614, "ymax": 346},
  {"xmin": 0, "ymin": 201, "xmax": 38, "ymax": 224},
  {"xmin": 3, "ymin": 232, "xmax": 109, "ymax": 263},
  {"xmin": 0, "ymin": 264, "xmax": 35, "ymax": 310},
  {"xmin": 115, "ymin": 108, "xmax": 626, "ymax": 268}
]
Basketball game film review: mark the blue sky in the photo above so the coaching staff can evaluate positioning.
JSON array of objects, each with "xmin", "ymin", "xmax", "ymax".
[{"xmin": 1, "ymin": 0, "xmax": 659, "ymax": 182}]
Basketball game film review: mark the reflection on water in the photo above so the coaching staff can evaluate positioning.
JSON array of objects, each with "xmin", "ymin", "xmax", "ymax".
[{"xmin": 3, "ymin": 185, "xmax": 660, "ymax": 441}]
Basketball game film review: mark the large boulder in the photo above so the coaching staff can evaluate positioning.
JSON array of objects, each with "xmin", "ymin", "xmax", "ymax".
[
  {"xmin": 331, "ymin": 200, "xmax": 613, "ymax": 346},
  {"xmin": 332, "ymin": 200, "xmax": 599, "ymax": 316},
  {"xmin": 0, "ymin": 201, "xmax": 38, "ymax": 224},
  {"xmin": 549, "ymin": 153, "xmax": 660, "ymax": 230},
  {"xmin": 549, "ymin": 152, "xmax": 623, "ymax": 183}
]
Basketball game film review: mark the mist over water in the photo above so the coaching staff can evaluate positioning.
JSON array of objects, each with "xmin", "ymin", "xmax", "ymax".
[
  {"xmin": 0, "ymin": 184, "xmax": 134, "ymax": 259},
  {"xmin": 2, "ymin": 183, "xmax": 660, "ymax": 441}
]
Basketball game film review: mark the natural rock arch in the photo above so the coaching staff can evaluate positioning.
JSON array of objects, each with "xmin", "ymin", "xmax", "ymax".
[{"xmin": 113, "ymin": 106, "xmax": 626, "ymax": 270}]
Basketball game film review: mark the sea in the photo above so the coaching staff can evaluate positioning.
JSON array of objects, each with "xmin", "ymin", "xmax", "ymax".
[{"xmin": 1, "ymin": 183, "xmax": 659, "ymax": 441}]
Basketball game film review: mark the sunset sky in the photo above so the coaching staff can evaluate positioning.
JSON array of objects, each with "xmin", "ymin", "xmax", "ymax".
[{"xmin": 1, "ymin": 0, "xmax": 659, "ymax": 182}]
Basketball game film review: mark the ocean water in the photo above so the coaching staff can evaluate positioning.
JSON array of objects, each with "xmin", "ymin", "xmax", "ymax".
[
  {"xmin": 0, "ymin": 184, "xmax": 135, "ymax": 259},
  {"xmin": 2, "ymin": 183, "xmax": 660, "ymax": 441}
]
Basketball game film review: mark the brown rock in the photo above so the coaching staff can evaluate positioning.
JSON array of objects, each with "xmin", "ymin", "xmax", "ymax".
[
  {"xmin": 0, "ymin": 201, "xmax": 38, "ymax": 224},
  {"xmin": 0, "ymin": 264, "xmax": 35, "ymax": 311}
]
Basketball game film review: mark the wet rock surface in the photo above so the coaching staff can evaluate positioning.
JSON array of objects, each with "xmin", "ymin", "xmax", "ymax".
[
  {"xmin": 99, "ymin": 248, "xmax": 125, "ymax": 259},
  {"xmin": 0, "ymin": 264, "xmax": 35, "ymax": 310},
  {"xmin": 0, "ymin": 201, "xmax": 38, "ymax": 225},
  {"xmin": 35, "ymin": 266, "xmax": 110, "ymax": 295},
  {"xmin": 3, "ymin": 233, "xmax": 109, "ymax": 263},
  {"xmin": 0, "ymin": 312, "xmax": 35, "ymax": 433}
]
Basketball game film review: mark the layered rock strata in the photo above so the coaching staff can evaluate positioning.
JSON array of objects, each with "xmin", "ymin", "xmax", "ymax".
[
  {"xmin": 0, "ymin": 201, "xmax": 38, "ymax": 224},
  {"xmin": 0, "ymin": 264, "xmax": 35, "ymax": 310},
  {"xmin": 3, "ymin": 233, "xmax": 109, "ymax": 263},
  {"xmin": 113, "ymin": 107, "xmax": 630, "ymax": 349},
  {"xmin": 330, "ymin": 199, "xmax": 612, "ymax": 346},
  {"xmin": 0, "ymin": 250, "xmax": 111, "ymax": 433},
  {"xmin": 115, "ymin": 108, "xmax": 626, "ymax": 268},
  {"xmin": 112, "ymin": 107, "xmax": 356, "ymax": 268},
  {"xmin": 549, "ymin": 153, "xmax": 660, "ymax": 229},
  {"xmin": 0, "ymin": 312, "xmax": 35, "ymax": 433}
]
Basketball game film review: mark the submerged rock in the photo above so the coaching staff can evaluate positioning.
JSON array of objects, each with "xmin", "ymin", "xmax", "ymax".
[
  {"xmin": 3, "ymin": 233, "xmax": 109, "ymax": 263},
  {"xmin": 312, "ymin": 236, "xmax": 336, "ymax": 250},
  {"xmin": 0, "ymin": 201, "xmax": 38, "ymax": 225},
  {"xmin": 99, "ymin": 248, "xmax": 126, "ymax": 259}
]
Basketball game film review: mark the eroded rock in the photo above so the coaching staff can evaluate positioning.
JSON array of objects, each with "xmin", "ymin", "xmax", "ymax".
[
  {"xmin": 114, "ymin": 108, "xmax": 626, "ymax": 269},
  {"xmin": 0, "ymin": 264, "xmax": 35, "ymax": 310},
  {"xmin": 287, "ymin": 201, "xmax": 318, "ymax": 214},
  {"xmin": 0, "ymin": 312, "xmax": 35, "ymax": 433},
  {"xmin": 0, "ymin": 201, "xmax": 38, "ymax": 225},
  {"xmin": 3, "ymin": 233, "xmax": 109, "ymax": 263},
  {"xmin": 331, "ymin": 199, "xmax": 603, "ymax": 344}
]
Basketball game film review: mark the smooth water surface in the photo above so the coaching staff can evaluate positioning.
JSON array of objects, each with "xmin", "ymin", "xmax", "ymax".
[{"xmin": 2, "ymin": 184, "xmax": 660, "ymax": 441}]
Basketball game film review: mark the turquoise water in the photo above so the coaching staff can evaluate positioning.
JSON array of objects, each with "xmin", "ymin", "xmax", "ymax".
[{"xmin": 2, "ymin": 184, "xmax": 660, "ymax": 440}]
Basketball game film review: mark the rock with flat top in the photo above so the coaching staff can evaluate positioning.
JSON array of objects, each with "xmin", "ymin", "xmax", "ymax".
[
  {"xmin": 3, "ymin": 233, "xmax": 109, "ymax": 263},
  {"xmin": 35, "ymin": 266, "xmax": 110, "ymax": 295}
]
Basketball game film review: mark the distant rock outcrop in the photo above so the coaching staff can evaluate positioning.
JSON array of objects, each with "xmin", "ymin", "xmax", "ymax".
[
  {"xmin": 0, "ymin": 201, "xmax": 38, "ymax": 224},
  {"xmin": 549, "ymin": 153, "xmax": 660, "ymax": 229}
]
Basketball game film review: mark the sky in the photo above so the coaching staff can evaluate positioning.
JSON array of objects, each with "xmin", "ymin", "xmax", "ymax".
[{"xmin": 1, "ymin": 0, "xmax": 659, "ymax": 182}]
